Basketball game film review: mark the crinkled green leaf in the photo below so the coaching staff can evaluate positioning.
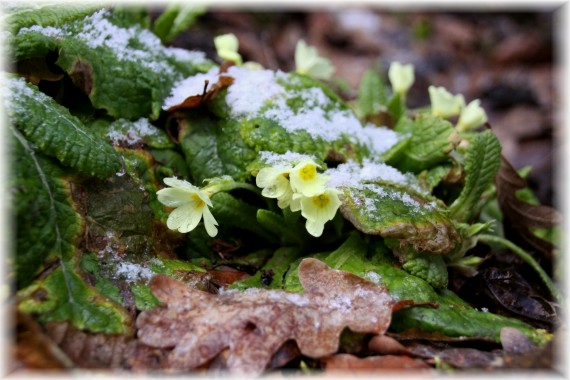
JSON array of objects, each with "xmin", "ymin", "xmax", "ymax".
[
  {"xmin": 388, "ymin": 114, "xmax": 457, "ymax": 173},
  {"xmin": 400, "ymin": 251, "xmax": 448, "ymax": 289},
  {"xmin": 13, "ymin": 128, "xmax": 132, "ymax": 334},
  {"xmin": 153, "ymin": 4, "xmax": 206, "ymax": 43},
  {"xmin": 236, "ymin": 72, "xmax": 373, "ymax": 163},
  {"xmin": 339, "ymin": 182, "xmax": 460, "ymax": 254},
  {"xmin": 119, "ymin": 148, "xmax": 169, "ymax": 221},
  {"xmin": 418, "ymin": 164, "xmax": 452, "ymax": 192},
  {"xmin": 284, "ymin": 233, "xmax": 547, "ymax": 344},
  {"xmin": 131, "ymin": 284, "xmax": 161, "ymax": 310},
  {"xmin": 4, "ymin": 3, "xmax": 101, "ymax": 34},
  {"xmin": 357, "ymin": 69, "xmax": 387, "ymax": 117},
  {"xmin": 13, "ymin": 9, "xmax": 213, "ymax": 119},
  {"xmin": 90, "ymin": 118, "xmax": 174, "ymax": 149},
  {"xmin": 179, "ymin": 112, "xmax": 257, "ymax": 183},
  {"xmin": 18, "ymin": 259, "xmax": 133, "ymax": 334},
  {"xmin": 449, "ymin": 130, "xmax": 501, "ymax": 223},
  {"xmin": 7, "ymin": 76, "xmax": 122, "ymax": 178}
]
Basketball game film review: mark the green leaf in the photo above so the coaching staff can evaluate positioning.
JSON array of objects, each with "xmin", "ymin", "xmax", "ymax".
[
  {"xmin": 449, "ymin": 130, "xmax": 501, "ymax": 222},
  {"xmin": 387, "ymin": 93, "xmax": 405, "ymax": 124},
  {"xmin": 4, "ymin": 3, "xmax": 101, "ymax": 34},
  {"xmin": 284, "ymin": 234, "xmax": 547, "ymax": 344},
  {"xmin": 179, "ymin": 112, "xmax": 257, "ymax": 183},
  {"xmin": 357, "ymin": 69, "xmax": 387, "ymax": 117},
  {"xmin": 14, "ymin": 128, "xmax": 132, "ymax": 334},
  {"xmin": 150, "ymin": 148, "xmax": 190, "ymax": 181},
  {"xmin": 388, "ymin": 114, "xmax": 457, "ymax": 173},
  {"xmin": 7, "ymin": 76, "xmax": 122, "ymax": 178},
  {"xmin": 19, "ymin": 259, "xmax": 133, "ymax": 334},
  {"xmin": 418, "ymin": 164, "xmax": 452, "ymax": 192},
  {"xmin": 13, "ymin": 9, "xmax": 213, "ymax": 119},
  {"xmin": 256, "ymin": 209, "xmax": 305, "ymax": 246},
  {"xmin": 90, "ymin": 118, "xmax": 175, "ymax": 149},
  {"xmin": 210, "ymin": 192, "xmax": 274, "ymax": 240},
  {"xmin": 397, "ymin": 248, "xmax": 448, "ymax": 289},
  {"xmin": 230, "ymin": 247, "xmax": 302, "ymax": 290},
  {"xmin": 339, "ymin": 182, "xmax": 460, "ymax": 254},
  {"xmin": 153, "ymin": 4, "xmax": 206, "ymax": 43}
]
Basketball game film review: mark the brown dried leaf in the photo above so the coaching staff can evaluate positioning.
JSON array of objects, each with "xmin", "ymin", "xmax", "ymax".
[
  {"xmin": 45, "ymin": 321, "xmax": 136, "ymax": 369},
  {"xmin": 12, "ymin": 312, "xmax": 72, "ymax": 372},
  {"xmin": 368, "ymin": 335, "xmax": 411, "ymax": 356},
  {"xmin": 500, "ymin": 327, "xmax": 536, "ymax": 355},
  {"xmin": 323, "ymin": 353, "xmax": 432, "ymax": 372},
  {"xmin": 166, "ymin": 75, "xmax": 234, "ymax": 112},
  {"xmin": 136, "ymin": 258, "xmax": 394, "ymax": 374},
  {"xmin": 496, "ymin": 155, "xmax": 561, "ymax": 259}
]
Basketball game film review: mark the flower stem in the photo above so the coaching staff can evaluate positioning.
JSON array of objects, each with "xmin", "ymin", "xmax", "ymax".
[{"xmin": 478, "ymin": 234, "xmax": 563, "ymax": 304}]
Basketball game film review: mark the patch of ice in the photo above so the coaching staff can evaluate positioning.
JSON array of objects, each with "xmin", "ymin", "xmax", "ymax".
[
  {"xmin": 225, "ymin": 66, "xmax": 285, "ymax": 116},
  {"xmin": 259, "ymin": 150, "xmax": 316, "ymax": 167},
  {"xmin": 115, "ymin": 262, "xmax": 154, "ymax": 283},
  {"xmin": 325, "ymin": 159, "xmax": 420, "ymax": 192},
  {"xmin": 107, "ymin": 118, "xmax": 158, "ymax": 145},
  {"xmin": 363, "ymin": 271, "xmax": 382, "ymax": 285}
]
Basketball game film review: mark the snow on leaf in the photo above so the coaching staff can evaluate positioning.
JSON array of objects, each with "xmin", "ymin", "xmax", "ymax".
[{"xmin": 136, "ymin": 258, "xmax": 395, "ymax": 375}]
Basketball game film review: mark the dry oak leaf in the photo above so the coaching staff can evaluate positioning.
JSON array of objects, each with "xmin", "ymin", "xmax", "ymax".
[{"xmin": 136, "ymin": 258, "xmax": 395, "ymax": 374}]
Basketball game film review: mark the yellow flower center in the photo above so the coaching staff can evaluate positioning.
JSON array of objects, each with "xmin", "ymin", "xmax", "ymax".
[
  {"xmin": 299, "ymin": 164, "xmax": 317, "ymax": 181},
  {"xmin": 191, "ymin": 193, "xmax": 205, "ymax": 208},
  {"xmin": 311, "ymin": 193, "xmax": 330, "ymax": 209}
]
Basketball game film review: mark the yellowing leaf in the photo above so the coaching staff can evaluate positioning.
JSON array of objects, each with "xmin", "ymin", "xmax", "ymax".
[{"xmin": 136, "ymin": 258, "xmax": 395, "ymax": 374}]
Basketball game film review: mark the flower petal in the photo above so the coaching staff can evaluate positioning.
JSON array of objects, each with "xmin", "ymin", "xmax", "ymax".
[
  {"xmin": 167, "ymin": 204, "xmax": 202, "ymax": 233},
  {"xmin": 163, "ymin": 177, "xmax": 199, "ymax": 192},
  {"xmin": 157, "ymin": 188, "xmax": 191, "ymax": 208},
  {"xmin": 305, "ymin": 219, "xmax": 325, "ymax": 237},
  {"xmin": 202, "ymin": 206, "xmax": 219, "ymax": 237}
]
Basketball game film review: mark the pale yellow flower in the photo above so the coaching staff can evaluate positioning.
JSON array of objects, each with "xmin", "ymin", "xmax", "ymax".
[
  {"xmin": 214, "ymin": 33, "xmax": 243, "ymax": 65},
  {"xmin": 456, "ymin": 99, "xmax": 487, "ymax": 132},
  {"xmin": 256, "ymin": 166, "xmax": 294, "ymax": 209},
  {"xmin": 429, "ymin": 86, "xmax": 465, "ymax": 118},
  {"xmin": 388, "ymin": 62, "xmax": 415, "ymax": 97},
  {"xmin": 295, "ymin": 40, "xmax": 335, "ymax": 80},
  {"xmin": 157, "ymin": 177, "xmax": 218, "ymax": 237},
  {"xmin": 298, "ymin": 189, "xmax": 342, "ymax": 237},
  {"xmin": 289, "ymin": 159, "xmax": 329, "ymax": 197}
]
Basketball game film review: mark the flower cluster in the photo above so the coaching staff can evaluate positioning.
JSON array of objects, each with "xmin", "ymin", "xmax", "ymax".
[
  {"xmin": 428, "ymin": 86, "xmax": 487, "ymax": 131},
  {"xmin": 256, "ymin": 158, "xmax": 341, "ymax": 237}
]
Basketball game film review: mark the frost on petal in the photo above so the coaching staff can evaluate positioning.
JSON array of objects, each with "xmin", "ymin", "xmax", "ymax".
[
  {"xmin": 167, "ymin": 204, "xmax": 202, "ymax": 233},
  {"xmin": 202, "ymin": 206, "xmax": 219, "ymax": 237},
  {"xmin": 156, "ymin": 187, "xmax": 191, "ymax": 208},
  {"xmin": 136, "ymin": 258, "xmax": 395, "ymax": 375}
]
